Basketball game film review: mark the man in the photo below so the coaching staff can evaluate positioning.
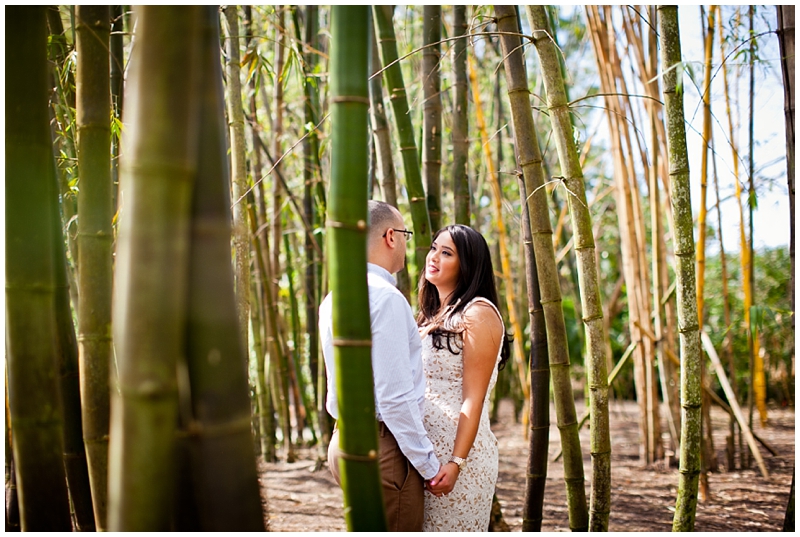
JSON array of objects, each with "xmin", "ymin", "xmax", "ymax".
[{"xmin": 319, "ymin": 200, "xmax": 446, "ymax": 531}]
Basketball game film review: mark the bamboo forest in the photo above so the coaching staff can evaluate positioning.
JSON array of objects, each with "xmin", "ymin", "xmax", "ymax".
[{"xmin": 5, "ymin": 4, "xmax": 796, "ymax": 532}]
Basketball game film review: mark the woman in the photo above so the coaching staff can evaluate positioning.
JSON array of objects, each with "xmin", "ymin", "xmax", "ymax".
[{"xmin": 417, "ymin": 225, "xmax": 510, "ymax": 531}]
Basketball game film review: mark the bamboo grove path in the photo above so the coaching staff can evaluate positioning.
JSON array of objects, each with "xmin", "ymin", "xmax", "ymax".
[{"xmin": 259, "ymin": 399, "xmax": 793, "ymax": 531}]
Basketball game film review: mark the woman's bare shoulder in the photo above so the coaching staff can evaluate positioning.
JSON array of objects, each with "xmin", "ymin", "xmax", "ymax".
[{"xmin": 461, "ymin": 299, "xmax": 503, "ymax": 336}]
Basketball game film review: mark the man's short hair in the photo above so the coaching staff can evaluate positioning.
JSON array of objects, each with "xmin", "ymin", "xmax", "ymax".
[{"xmin": 368, "ymin": 200, "xmax": 401, "ymax": 242}]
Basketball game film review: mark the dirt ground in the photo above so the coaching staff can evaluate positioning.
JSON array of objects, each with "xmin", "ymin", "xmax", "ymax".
[{"xmin": 258, "ymin": 399, "xmax": 795, "ymax": 532}]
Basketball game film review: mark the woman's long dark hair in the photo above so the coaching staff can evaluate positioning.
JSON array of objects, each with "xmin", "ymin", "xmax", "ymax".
[{"xmin": 416, "ymin": 225, "xmax": 511, "ymax": 370}]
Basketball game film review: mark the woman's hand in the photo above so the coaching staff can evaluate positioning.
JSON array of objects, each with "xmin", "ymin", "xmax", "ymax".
[{"xmin": 425, "ymin": 462, "xmax": 459, "ymax": 496}]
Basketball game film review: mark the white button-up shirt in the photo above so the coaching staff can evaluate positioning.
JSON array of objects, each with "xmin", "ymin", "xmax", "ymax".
[{"xmin": 319, "ymin": 263, "xmax": 440, "ymax": 480}]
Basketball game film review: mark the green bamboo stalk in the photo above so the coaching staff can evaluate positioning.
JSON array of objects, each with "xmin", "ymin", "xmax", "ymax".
[
  {"xmin": 53, "ymin": 86, "xmax": 97, "ymax": 537},
  {"xmin": 46, "ymin": 7, "xmax": 80, "ymax": 313},
  {"xmin": 525, "ymin": 6, "xmax": 610, "ymax": 530},
  {"xmin": 178, "ymin": 8, "xmax": 265, "ymax": 528},
  {"xmin": 373, "ymin": 4, "xmax": 432, "ymax": 275},
  {"xmin": 76, "ymin": 6, "xmax": 112, "ymax": 529},
  {"xmin": 295, "ymin": 4, "xmax": 324, "ymax": 408},
  {"xmin": 107, "ymin": 6, "xmax": 203, "ymax": 530},
  {"xmin": 111, "ymin": 5, "xmax": 124, "ymax": 210},
  {"xmin": 516, "ymin": 170, "xmax": 550, "ymax": 532},
  {"xmin": 368, "ymin": 19, "xmax": 412, "ymax": 300},
  {"xmin": 657, "ymin": 6, "xmax": 703, "ymax": 531},
  {"xmin": 5, "ymin": 6, "xmax": 73, "ymax": 531},
  {"xmin": 223, "ymin": 5, "xmax": 251, "ymax": 354},
  {"xmin": 330, "ymin": 6, "xmax": 386, "ymax": 530},
  {"xmin": 285, "ymin": 232, "xmax": 318, "ymax": 443},
  {"xmin": 247, "ymin": 202, "xmax": 278, "ymax": 461},
  {"xmin": 493, "ymin": 5, "xmax": 588, "ymax": 531},
  {"xmin": 452, "ymin": 5, "xmax": 470, "ymax": 225},
  {"xmin": 423, "ymin": 5, "xmax": 443, "ymax": 231}
]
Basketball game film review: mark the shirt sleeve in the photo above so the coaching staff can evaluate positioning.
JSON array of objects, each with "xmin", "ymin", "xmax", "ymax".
[{"xmin": 370, "ymin": 291, "xmax": 441, "ymax": 480}]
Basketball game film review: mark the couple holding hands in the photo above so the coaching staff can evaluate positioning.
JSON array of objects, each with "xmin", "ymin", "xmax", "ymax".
[{"xmin": 321, "ymin": 201, "xmax": 510, "ymax": 532}]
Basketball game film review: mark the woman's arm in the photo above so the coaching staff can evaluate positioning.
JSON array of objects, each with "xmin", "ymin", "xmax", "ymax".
[{"xmin": 427, "ymin": 301, "xmax": 503, "ymax": 495}]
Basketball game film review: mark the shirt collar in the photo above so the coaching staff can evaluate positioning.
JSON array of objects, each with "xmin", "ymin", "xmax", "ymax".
[{"xmin": 367, "ymin": 263, "xmax": 397, "ymax": 286}]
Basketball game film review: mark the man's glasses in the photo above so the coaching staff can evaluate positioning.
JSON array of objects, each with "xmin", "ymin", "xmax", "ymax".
[{"xmin": 382, "ymin": 228, "xmax": 414, "ymax": 238}]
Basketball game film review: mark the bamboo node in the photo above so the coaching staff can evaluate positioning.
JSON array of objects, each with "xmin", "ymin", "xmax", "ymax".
[
  {"xmin": 338, "ymin": 450, "xmax": 378, "ymax": 462},
  {"xmin": 186, "ymin": 415, "xmax": 252, "ymax": 438},
  {"xmin": 677, "ymin": 323, "xmax": 699, "ymax": 334},
  {"xmin": 332, "ymin": 338, "xmax": 372, "ymax": 348},
  {"xmin": 326, "ymin": 219, "xmax": 367, "ymax": 232},
  {"xmin": 582, "ymin": 313, "xmax": 604, "ymax": 323},
  {"xmin": 538, "ymin": 298, "xmax": 562, "ymax": 305},
  {"xmin": 330, "ymin": 95, "xmax": 370, "ymax": 105}
]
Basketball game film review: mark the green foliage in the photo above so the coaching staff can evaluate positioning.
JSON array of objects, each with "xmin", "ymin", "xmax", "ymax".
[{"xmin": 703, "ymin": 246, "xmax": 793, "ymax": 402}]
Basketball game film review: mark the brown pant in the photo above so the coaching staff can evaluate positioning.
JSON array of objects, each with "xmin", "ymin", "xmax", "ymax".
[{"xmin": 328, "ymin": 422, "xmax": 424, "ymax": 531}]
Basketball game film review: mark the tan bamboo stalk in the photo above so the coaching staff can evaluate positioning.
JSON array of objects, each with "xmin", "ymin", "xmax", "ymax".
[
  {"xmin": 422, "ymin": 5, "xmax": 442, "ymax": 231},
  {"xmin": 615, "ymin": 7, "xmax": 662, "ymax": 465},
  {"xmin": 696, "ymin": 5, "xmax": 717, "ymax": 329},
  {"xmin": 223, "ymin": 6, "xmax": 251, "ymax": 353},
  {"xmin": 467, "ymin": 51, "xmax": 529, "ymax": 404},
  {"xmin": 658, "ymin": 6, "xmax": 704, "ymax": 530},
  {"xmin": 494, "ymin": 6, "xmax": 589, "ymax": 530},
  {"xmin": 746, "ymin": 8, "xmax": 767, "ymax": 427},
  {"xmin": 586, "ymin": 6, "xmax": 650, "ymax": 464},
  {"xmin": 76, "ymin": 5, "xmax": 112, "ymax": 528},
  {"xmin": 719, "ymin": 15, "xmax": 756, "ymax": 465},
  {"xmin": 526, "ymin": 6, "xmax": 610, "ymax": 529},
  {"xmin": 711, "ymin": 141, "xmax": 738, "ymax": 469},
  {"xmin": 700, "ymin": 332, "xmax": 768, "ymax": 477},
  {"xmin": 697, "ymin": 6, "xmax": 719, "ymax": 499}
]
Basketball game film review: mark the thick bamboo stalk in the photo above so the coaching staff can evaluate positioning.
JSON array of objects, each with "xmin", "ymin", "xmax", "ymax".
[
  {"xmin": 635, "ymin": 4, "xmax": 681, "ymax": 457},
  {"xmin": 658, "ymin": 7, "xmax": 704, "ymax": 531},
  {"xmin": 223, "ymin": 6, "xmax": 251, "ymax": 355},
  {"xmin": 373, "ymin": 5, "xmax": 432, "ymax": 275},
  {"xmin": 526, "ymin": 5, "xmax": 610, "ymax": 530},
  {"xmin": 76, "ymin": 6, "xmax": 112, "ymax": 528},
  {"xmin": 494, "ymin": 6, "xmax": 588, "ymax": 531},
  {"xmin": 6, "ymin": 6, "xmax": 73, "ymax": 530},
  {"xmin": 422, "ymin": 5, "xmax": 442, "ymax": 231},
  {"xmin": 329, "ymin": 6, "xmax": 386, "ymax": 530},
  {"xmin": 517, "ymin": 167, "xmax": 550, "ymax": 533},
  {"xmin": 177, "ymin": 9, "xmax": 266, "ymax": 527},
  {"xmin": 700, "ymin": 332, "xmax": 768, "ymax": 477},
  {"xmin": 452, "ymin": 5, "xmax": 470, "ymax": 225},
  {"xmin": 107, "ymin": 7, "xmax": 203, "ymax": 530}
]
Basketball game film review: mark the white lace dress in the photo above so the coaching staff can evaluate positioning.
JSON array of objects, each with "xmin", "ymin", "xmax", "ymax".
[{"xmin": 421, "ymin": 297, "xmax": 503, "ymax": 532}]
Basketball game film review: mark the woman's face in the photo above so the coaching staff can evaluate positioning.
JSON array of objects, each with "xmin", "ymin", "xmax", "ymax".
[{"xmin": 425, "ymin": 230, "xmax": 461, "ymax": 296}]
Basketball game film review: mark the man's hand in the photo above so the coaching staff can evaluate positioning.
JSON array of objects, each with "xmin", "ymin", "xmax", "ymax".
[{"xmin": 425, "ymin": 463, "xmax": 459, "ymax": 496}]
